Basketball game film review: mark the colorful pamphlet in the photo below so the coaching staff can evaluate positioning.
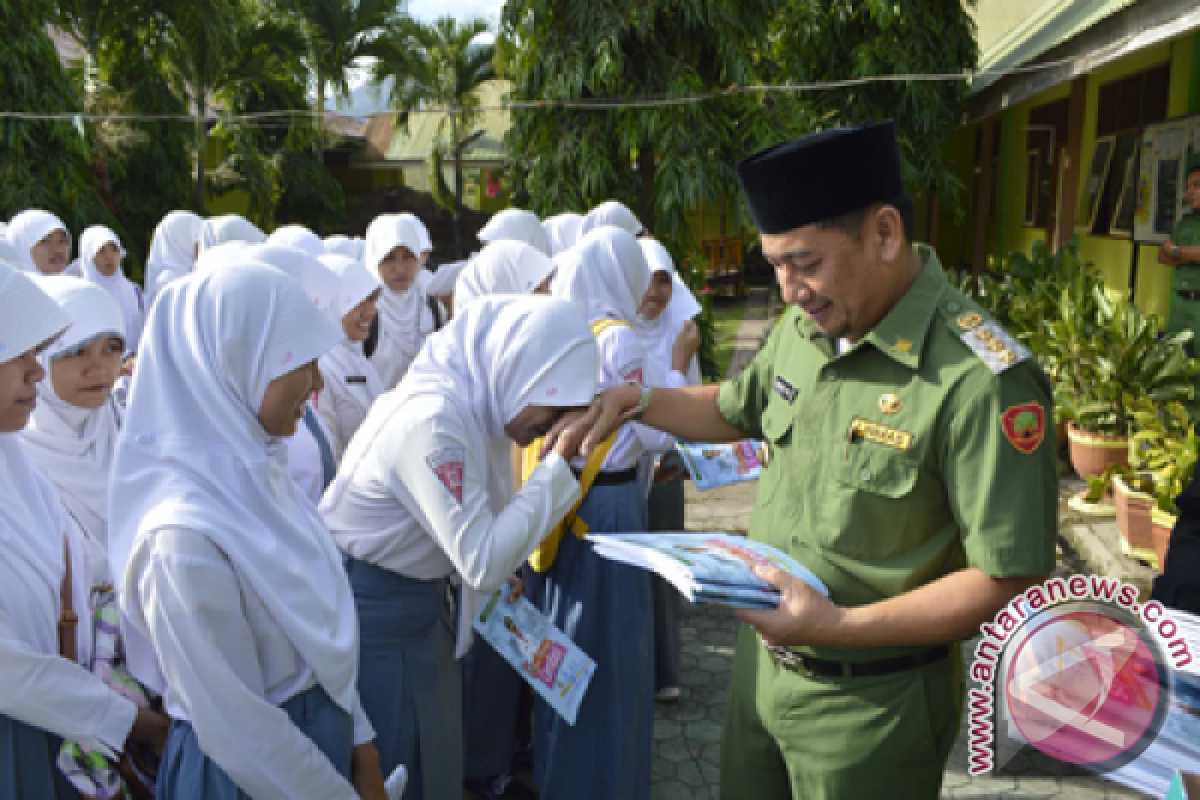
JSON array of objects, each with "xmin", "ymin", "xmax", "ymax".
[
  {"xmin": 473, "ymin": 590, "xmax": 597, "ymax": 726},
  {"xmin": 585, "ymin": 531, "xmax": 829, "ymax": 609},
  {"xmin": 675, "ymin": 440, "xmax": 764, "ymax": 490}
]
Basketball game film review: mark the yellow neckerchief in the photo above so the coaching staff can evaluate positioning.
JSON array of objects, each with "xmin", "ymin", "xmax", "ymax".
[{"xmin": 525, "ymin": 318, "xmax": 627, "ymax": 572}]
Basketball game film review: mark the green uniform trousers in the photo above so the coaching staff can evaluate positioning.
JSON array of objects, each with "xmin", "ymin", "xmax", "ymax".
[{"xmin": 719, "ymin": 625, "xmax": 962, "ymax": 800}]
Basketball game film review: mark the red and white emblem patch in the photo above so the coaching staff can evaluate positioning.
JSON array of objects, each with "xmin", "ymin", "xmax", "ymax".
[
  {"xmin": 620, "ymin": 360, "xmax": 645, "ymax": 384},
  {"xmin": 426, "ymin": 447, "xmax": 466, "ymax": 503}
]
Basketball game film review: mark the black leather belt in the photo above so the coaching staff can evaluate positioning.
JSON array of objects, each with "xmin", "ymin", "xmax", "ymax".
[
  {"xmin": 1177, "ymin": 289, "xmax": 1200, "ymax": 302},
  {"xmin": 765, "ymin": 642, "xmax": 950, "ymax": 679},
  {"xmin": 572, "ymin": 466, "xmax": 638, "ymax": 486}
]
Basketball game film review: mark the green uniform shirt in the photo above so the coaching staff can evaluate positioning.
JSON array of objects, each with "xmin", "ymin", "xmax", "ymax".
[
  {"xmin": 717, "ymin": 245, "xmax": 1058, "ymax": 663},
  {"xmin": 1170, "ymin": 212, "xmax": 1200, "ymax": 289},
  {"xmin": 1167, "ymin": 212, "xmax": 1200, "ymax": 339}
]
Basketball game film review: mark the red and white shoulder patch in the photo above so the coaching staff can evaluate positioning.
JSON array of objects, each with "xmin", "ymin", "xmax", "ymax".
[{"xmin": 426, "ymin": 447, "xmax": 466, "ymax": 503}]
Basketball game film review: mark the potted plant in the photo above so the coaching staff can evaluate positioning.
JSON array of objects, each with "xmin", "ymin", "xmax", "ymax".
[
  {"xmin": 1056, "ymin": 289, "xmax": 1197, "ymax": 485},
  {"xmin": 1131, "ymin": 403, "xmax": 1199, "ymax": 570}
]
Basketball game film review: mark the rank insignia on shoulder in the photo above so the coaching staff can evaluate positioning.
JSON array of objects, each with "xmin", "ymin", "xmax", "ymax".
[
  {"xmin": 959, "ymin": 320, "xmax": 1029, "ymax": 374},
  {"xmin": 957, "ymin": 311, "xmax": 984, "ymax": 331}
]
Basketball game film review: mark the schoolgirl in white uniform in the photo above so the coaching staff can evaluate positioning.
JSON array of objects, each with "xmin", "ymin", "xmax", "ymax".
[
  {"xmin": 542, "ymin": 212, "xmax": 584, "ymax": 256},
  {"xmin": 0, "ymin": 262, "xmax": 166, "ymax": 798},
  {"xmin": 19, "ymin": 276, "xmax": 128, "ymax": 587},
  {"xmin": 579, "ymin": 200, "xmax": 643, "ymax": 238},
  {"xmin": 453, "ymin": 240, "xmax": 557, "ymax": 313},
  {"xmin": 78, "ymin": 226, "xmax": 146, "ymax": 354},
  {"xmin": 108, "ymin": 261, "xmax": 387, "ymax": 799},
  {"xmin": 449, "ymin": 240, "xmax": 559, "ymax": 798},
  {"xmin": 237, "ymin": 243, "xmax": 344, "ymax": 502},
  {"xmin": 196, "ymin": 214, "xmax": 266, "ymax": 255},
  {"xmin": 477, "ymin": 209, "xmax": 553, "ymax": 257},
  {"xmin": 364, "ymin": 215, "xmax": 444, "ymax": 388},
  {"xmin": 144, "ymin": 211, "xmax": 203, "ymax": 303},
  {"xmin": 314, "ymin": 253, "xmax": 386, "ymax": 460},
  {"xmin": 8, "ymin": 209, "xmax": 74, "ymax": 276},
  {"xmin": 320, "ymin": 296, "xmax": 599, "ymax": 800}
]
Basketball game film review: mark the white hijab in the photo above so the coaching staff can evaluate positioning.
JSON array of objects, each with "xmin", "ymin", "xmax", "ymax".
[
  {"xmin": 8, "ymin": 210, "xmax": 72, "ymax": 275},
  {"xmin": 478, "ymin": 209, "xmax": 552, "ymax": 257},
  {"xmin": 322, "ymin": 295, "xmax": 598, "ymax": 657},
  {"xmin": 198, "ymin": 214, "xmax": 266, "ymax": 253},
  {"xmin": 0, "ymin": 222, "xmax": 22, "ymax": 267},
  {"xmin": 364, "ymin": 214, "xmax": 432, "ymax": 384},
  {"xmin": 396, "ymin": 214, "xmax": 433, "ymax": 256},
  {"xmin": 107, "ymin": 261, "xmax": 358, "ymax": 711},
  {"xmin": 543, "ymin": 213, "xmax": 584, "ymax": 255},
  {"xmin": 552, "ymin": 226, "xmax": 650, "ymax": 325},
  {"xmin": 21, "ymin": 276, "xmax": 126, "ymax": 582},
  {"xmin": 453, "ymin": 241, "xmax": 556, "ymax": 312},
  {"xmin": 317, "ymin": 253, "xmax": 385, "ymax": 401},
  {"xmin": 79, "ymin": 226, "xmax": 143, "ymax": 349},
  {"xmin": 268, "ymin": 225, "xmax": 326, "ymax": 258},
  {"xmin": 242, "ymin": 243, "xmax": 342, "ymax": 321},
  {"xmin": 324, "ymin": 235, "xmax": 364, "ymax": 261},
  {"xmin": 580, "ymin": 200, "xmax": 643, "ymax": 238},
  {"xmin": 145, "ymin": 210, "xmax": 203, "ymax": 301},
  {"xmin": 0, "ymin": 263, "xmax": 90, "ymax": 661},
  {"xmin": 635, "ymin": 238, "xmax": 703, "ymax": 386}
]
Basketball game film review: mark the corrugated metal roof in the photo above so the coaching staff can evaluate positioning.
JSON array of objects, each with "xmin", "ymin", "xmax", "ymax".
[
  {"xmin": 384, "ymin": 79, "xmax": 511, "ymax": 164},
  {"xmin": 971, "ymin": 0, "xmax": 1137, "ymax": 94}
]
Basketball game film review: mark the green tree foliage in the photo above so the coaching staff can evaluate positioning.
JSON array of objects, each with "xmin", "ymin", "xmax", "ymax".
[
  {"xmin": 765, "ymin": 0, "xmax": 978, "ymax": 203},
  {"xmin": 278, "ymin": 0, "xmax": 406, "ymax": 147},
  {"xmin": 73, "ymin": 4, "xmax": 195, "ymax": 278},
  {"xmin": 500, "ymin": 0, "xmax": 794, "ymax": 252},
  {"xmin": 0, "ymin": 0, "xmax": 113, "ymax": 232},
  {"xmin": 372, "ymin": 17, "xmax": 496, "ymax": 258}
]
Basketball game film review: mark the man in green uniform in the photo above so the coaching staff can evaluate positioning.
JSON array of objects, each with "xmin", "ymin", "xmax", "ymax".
[
  {"xmin": 549, "ymin": 121, "xmax": 1058, "ymax": 799},
  {"xmin": 1158, "ymin": 153, "xmax": 1200, "ymax": 350}
]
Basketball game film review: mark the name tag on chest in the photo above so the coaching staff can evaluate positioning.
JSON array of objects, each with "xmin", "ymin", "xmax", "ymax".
[
  {"xmin": 346, "ymin": 376, "xmax": 367, "ymax": 384},
  {"xmin": 773, "ymin": 375, "xmax": 798, "ymax": 404},
  {"xmin": 850, "ymin": 417, "xmax": 914, "ymax": 451}
]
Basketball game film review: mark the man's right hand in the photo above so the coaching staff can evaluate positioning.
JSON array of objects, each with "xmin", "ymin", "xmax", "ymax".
[{"xmin": 542, "ymin": 384, "xmax": 643, "ymax": 460}]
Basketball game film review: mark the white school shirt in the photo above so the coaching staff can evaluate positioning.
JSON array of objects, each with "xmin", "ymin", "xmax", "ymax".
[
  {"xmin": 0, "ymin": 515, "xmax": 136, "ymax": 754},
  {"xmin": 133, "ymin": 527, "xmax": 372, "ymax": 799},
  {"xmin": 286, "ymin": 404, "xmax": 334, "ymax": 505},
  {"xmin": 322, "ymin": 393, "xmax": 581, "ymax": 587},
  {"xmin": 575, "ymin": 324, "xmax": 685, "ymax": 472},
  {"xmin": 314, "ymin": 359, "xmax": 380, "ymax": 461},
  {"xmin": 369, "ymin": 290, "xmax": 441, "ymax": 389}
]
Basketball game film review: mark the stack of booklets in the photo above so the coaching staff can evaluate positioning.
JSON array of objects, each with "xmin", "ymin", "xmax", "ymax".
[
  {"xmin": 675, "ymin": 440, "xmax": 764, "ymax": 490},
  {"xmin": 585, "ymin": 531, "xmax": 828, "ymax": 609},
  {"xmin": 473, "ymin": 589, "xmax": 597, "ymax": 725},
  {"xmin": 1091, "ymin": 611, "xmax": 1200, "ymax": 796}
]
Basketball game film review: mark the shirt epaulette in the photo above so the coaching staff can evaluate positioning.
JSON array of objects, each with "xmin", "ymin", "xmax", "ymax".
[{"xmin": 947, "ymin": 308, "xmax": 1030, "ymax": 375}]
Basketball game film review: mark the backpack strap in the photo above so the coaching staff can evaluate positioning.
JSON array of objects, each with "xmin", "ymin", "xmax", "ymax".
[{"xmin": 58, "ymin": 535, "xmax": 78, "ymax": 663}]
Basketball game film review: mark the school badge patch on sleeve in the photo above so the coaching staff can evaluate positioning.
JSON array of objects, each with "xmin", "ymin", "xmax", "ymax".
[
  {"xmin": 426, "ymin": 447, "xmax": 466, "ymax": 503},
  {"xmin": 1000, "ymin": 403, "xmax": 1046, "ymax": 454}
]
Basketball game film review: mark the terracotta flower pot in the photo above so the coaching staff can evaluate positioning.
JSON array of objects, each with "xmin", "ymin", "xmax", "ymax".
[
  {"xmin": 1066, "ymin": 423, "xmax": 1130, "ymax": 480},
  {"xmin": 1151, "ymin": 507, "xmax": 1177, "ymax": 572},
  {"xmin": 1113, "ymin": 473, "xmax": 1155, "ymax": 556}
]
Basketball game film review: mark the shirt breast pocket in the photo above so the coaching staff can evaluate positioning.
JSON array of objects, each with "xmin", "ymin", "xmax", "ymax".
[
  {"xmin": 820, "ymin": 448, "xmax": 922, "ymax": 559},
  {"xmin": 757, "ymin": 400, "xmax": 795, "ymax": 508}
]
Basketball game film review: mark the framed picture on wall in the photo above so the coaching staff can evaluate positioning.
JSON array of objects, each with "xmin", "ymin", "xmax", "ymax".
[
  {"xmin": 1110, "ymin": 135, "xmax": 1140, "ymax": 237},
  {"xmin": 1075, "ymin": 135, "xmax": 1116, "ymax": 233},
  {"xmin": 1023, "ymin": 150, "xmax": 1039, "ymax": 226}
]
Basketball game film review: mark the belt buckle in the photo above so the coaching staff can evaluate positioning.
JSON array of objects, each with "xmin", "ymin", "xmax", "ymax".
[{"xmin": 767, "ymin": 642, "xmax": 813, "ymax": 678}]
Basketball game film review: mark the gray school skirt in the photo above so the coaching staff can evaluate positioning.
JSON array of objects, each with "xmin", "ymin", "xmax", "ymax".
[{"xmin": 347, "ymin": 557, "xmax": 462, "ymax": 800}]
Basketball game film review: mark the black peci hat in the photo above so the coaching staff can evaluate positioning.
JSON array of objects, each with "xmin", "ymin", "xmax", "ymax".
[{"xmin": 736, "ymin": 121, "xmax": 905, "ymax": 235}]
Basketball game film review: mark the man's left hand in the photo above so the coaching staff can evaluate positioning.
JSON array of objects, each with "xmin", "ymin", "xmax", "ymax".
[{"xmin": 735, "ymin": 564, "xmax": 845, "ymax": 648}]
